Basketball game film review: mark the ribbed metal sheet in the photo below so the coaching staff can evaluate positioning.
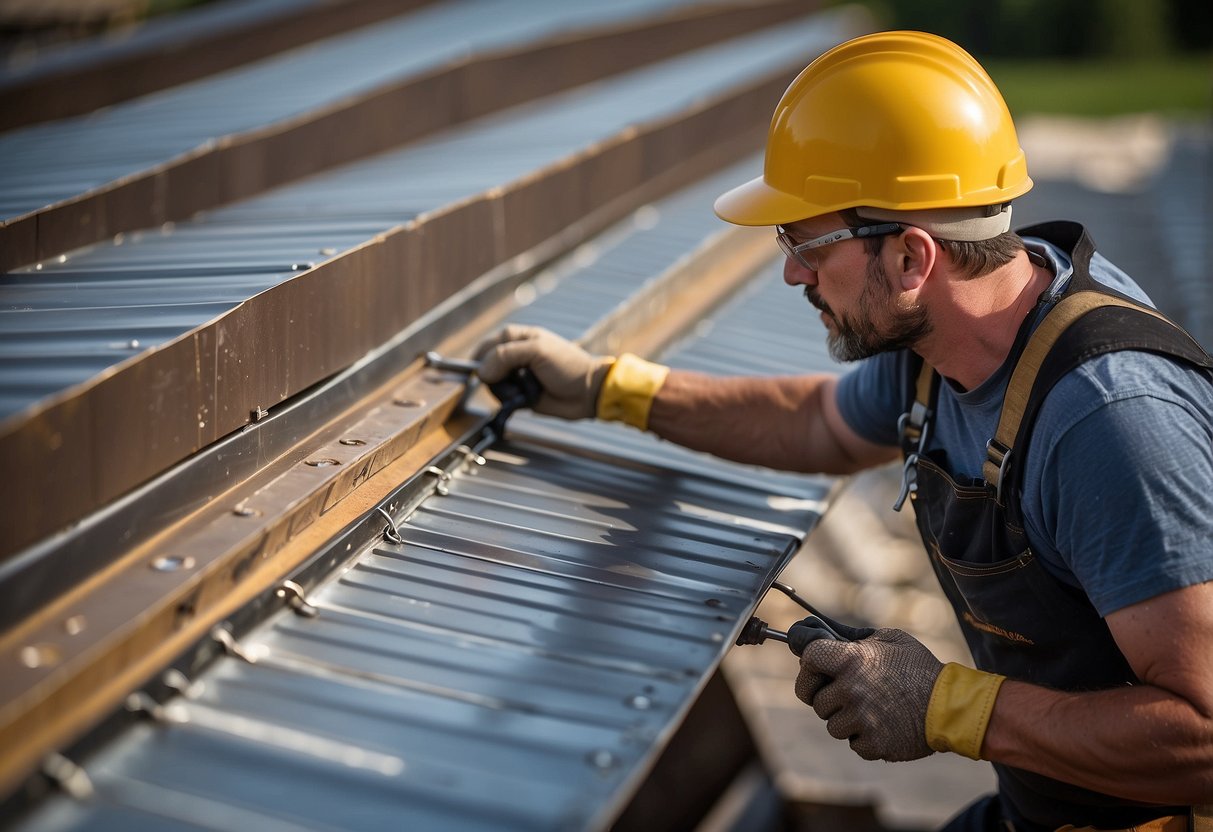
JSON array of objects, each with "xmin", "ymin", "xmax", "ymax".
[
  {"xmin": 8, "ymin": 146, "xmax": 837, "ymax": 832},
  {"xmin": 0, "ymin": 13, "xmax": 854, "ymax": 422},
  {"xmin": 16, "ymin": 440, "xmax": 811, "ymax": 832},
  {"xmin": 0, "ymin": 0, "xmax": 710, "ymax": 221}
]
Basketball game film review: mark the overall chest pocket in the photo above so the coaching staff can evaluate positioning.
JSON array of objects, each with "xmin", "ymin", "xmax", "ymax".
[{"xmin": 913, "ymin": 456, "xmax": 1074, "ymax": 656}]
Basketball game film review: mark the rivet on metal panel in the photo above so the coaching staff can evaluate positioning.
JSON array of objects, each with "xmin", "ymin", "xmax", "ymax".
[
  {"xmin": 151, "ymin": 555, "xmax": 195, "ymax": 572},
  {"xmin": 319, "ymin": 247, "xmax": 337, "ymax": 256},
  {"xmin": 211, "ymin": 627, "xmax": 258, "ymax": 664},
  {"xmin": 63, "ymin": 615, "xmax": 86, "ymax": 636},
  {"xmin": 305, "ymin": 458, "xmax": 341, "ymax": 467},
  {"xmin": 626, "ymin": 694, "xmax": 652, "ymax": 710},
  {"xmin": 424, "ymin": 466, "xmax": 451, "ymax": 496},
  {"xmin": 339, "ymin": 438, "xmax": 367, "ymax": 446},
  {"xmin": 232, "ymin": 504, "xmax": 260, "ymax": 518},
  {"xmin": 277, "ymin": 580, "xmax": 319, "ymax": 618},
  {"xmin": 710, "ymin": 633, "xmax": 725, "ymax": 643},
  {"xmin": 41, "ymin": 753, "xmax": 94, "ymax": 800},
  {"xmin": 19, "ymin": 643, "xmax": 61, "ymax": 669},
  {"xmin": 290, "ymin": 262, "xmax": 314, "ymax": 271},
  {"xmin": 377, "ymin": 507, "xmax": 403, "ymax": 545},
  {"xmin": 586, "ymin": 749, "xmax": 619, "ymax": 770}
]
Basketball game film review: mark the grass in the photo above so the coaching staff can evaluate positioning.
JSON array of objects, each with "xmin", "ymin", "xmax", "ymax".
[{"xmin": 982, "ymin": 54, "xmax": 1212, "ymax": 118}]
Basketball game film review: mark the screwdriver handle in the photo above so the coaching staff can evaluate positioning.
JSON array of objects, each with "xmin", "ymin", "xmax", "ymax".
[
  {"xmin": 486, "ymin": 368, "xmax": 542, "ymax": 436},
  {"xmin": 423, "ymin": 351, "xmax": 542, "ymax": 436}
]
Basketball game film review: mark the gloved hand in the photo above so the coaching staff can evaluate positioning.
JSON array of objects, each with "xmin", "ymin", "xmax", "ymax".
[
  {"xmin": 474, "ymin": 325, "xmax": 614, "ymax": 420},
  {"xmin": 795, "ymin": 627, "xmax": 944, "ymax": 762}
]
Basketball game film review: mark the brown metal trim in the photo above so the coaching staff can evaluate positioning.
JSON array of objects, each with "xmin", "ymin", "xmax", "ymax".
[
  {"xmin": 0, "ymin": 0, "xmax": 817, "ymax": 272},
  {"xmin": 0, "ymin": 0, "xmax": 439, "ymax": 132},
  {"xmin": 0, "ymin": 55, "xmax": 788, "ymax": 561}
]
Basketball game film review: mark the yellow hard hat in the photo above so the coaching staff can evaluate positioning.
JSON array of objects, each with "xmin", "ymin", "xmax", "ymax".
[{"xmin": 714, "ymin": 30, "xmax": 1032, "ymax": 227}]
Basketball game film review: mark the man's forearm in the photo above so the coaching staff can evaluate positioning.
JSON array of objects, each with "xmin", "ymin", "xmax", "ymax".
[
  {"xmin": 983, "ymin": 678, "xmax": 1213, "ymax": 804},
  {"xmin": 645, "ymin": 370, "xmax": 883, "ymax": 474}
]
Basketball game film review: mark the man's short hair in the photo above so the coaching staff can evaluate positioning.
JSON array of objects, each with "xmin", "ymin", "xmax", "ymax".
[{"xmin": 840, "ymin": 207, "xmax": 1024, "ymax": 277}]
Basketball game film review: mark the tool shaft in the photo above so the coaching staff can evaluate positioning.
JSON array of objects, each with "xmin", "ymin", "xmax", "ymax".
[{"xmin": 425, "ymin": 352, "xmax": 480, "ymax": 374}]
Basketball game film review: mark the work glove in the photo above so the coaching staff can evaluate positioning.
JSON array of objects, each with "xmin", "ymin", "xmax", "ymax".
[
  {"xmin": 475, "ymin": 325, "xmax": 670, "ymax": 428},
  {"xmin": 475, "ymin": 325, "xmax": 614, "ymax": 420},
  {"xmin": 794, "ymin": 626, "xmax": 943, "ymax": 762}
]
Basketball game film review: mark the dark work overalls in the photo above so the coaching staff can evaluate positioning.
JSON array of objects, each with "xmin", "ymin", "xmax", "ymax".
[{"xmin": 895, "ymin": 222, "xmax": 1212, "ymax": 830}]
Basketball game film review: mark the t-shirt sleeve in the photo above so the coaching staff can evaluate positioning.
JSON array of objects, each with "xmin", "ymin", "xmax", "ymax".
[
  {"xmin": 1030, "ymin": 384, "xmax": 1213, "ymax": 617},
  {"xmin": 834, "ymin": 351, "xmax": 909, "ymax": 447}
]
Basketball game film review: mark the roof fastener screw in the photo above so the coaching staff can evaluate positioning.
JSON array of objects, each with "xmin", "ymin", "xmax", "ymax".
[
  {"xmin": 151, "ymin": 555, "xmax": 195, "ymax": 572},
  {"xmin": 232, "ymin": 505, "xmax": 259, "ymax": 517},
  {"xmin": 339, "ymin": 438, "xmax": 366, "ymax": 446},
  {"xmin": 305, "ymin": 458, "xmax": 341, "ymax": 467},
  {"xmin": 19, "ymin": 643, "xmax": 62, "ymax": 669},
  {"xmin": 586, "ymin": 749, "xmax": 618, "ymax": 770},
  {"xmin": 63, "ymin": 615, "xmax": 86, "ymax": 636},
  {"xmin": 626, "ymin": 694, "xmax": 652, "ymax": 710}
]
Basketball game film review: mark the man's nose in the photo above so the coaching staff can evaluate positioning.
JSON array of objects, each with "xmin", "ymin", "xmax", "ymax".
[{"xmin": 783, "ymin": 256, "xmax": 816, "ymax": 287}]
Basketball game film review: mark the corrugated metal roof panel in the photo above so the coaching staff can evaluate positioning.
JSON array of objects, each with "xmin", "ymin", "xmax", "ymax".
[
  {"xmin": 14, "ymin": 426, "xmax": 816, "ymax": 831},
  {"xmin": 0, "ymin": 0, "xmax": 716, "ymax": 221},
  {"xmin": 0, "ymin": 14, "xmax": 853, "ymax": 422}
]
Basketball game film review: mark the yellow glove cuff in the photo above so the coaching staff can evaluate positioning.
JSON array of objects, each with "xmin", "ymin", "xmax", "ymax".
[
  {"xmin": 925, "ymin": 663, "xmax": 1006, "ymax": 760},
  {"xmin": 596, "ymin": 353, "xmax": 670, "ymax": 430}
]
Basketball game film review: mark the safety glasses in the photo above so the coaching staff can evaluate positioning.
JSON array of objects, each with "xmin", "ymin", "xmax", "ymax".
[{"xmin": 776, "ymin": 222, "xmax": 902, "ymax": 270}]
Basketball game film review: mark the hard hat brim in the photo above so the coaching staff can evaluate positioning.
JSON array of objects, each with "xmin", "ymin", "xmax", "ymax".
[{"xmin": 713, "ymin": 174, "xmax": 825, "ymax": 227}]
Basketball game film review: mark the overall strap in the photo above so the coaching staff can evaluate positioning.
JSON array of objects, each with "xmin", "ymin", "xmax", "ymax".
[
  {"xmin": 893, "ymin": 357, "xmax": 938, "ymax": 511},
  {"xmin": 982, "ymin": 290, "xmax": 1212, "ymax": 505}
]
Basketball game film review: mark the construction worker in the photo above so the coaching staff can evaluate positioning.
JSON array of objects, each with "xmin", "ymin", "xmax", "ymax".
[{"xmin": 475, "ymin": 31, "xmax": 1213, "ymax": 831}]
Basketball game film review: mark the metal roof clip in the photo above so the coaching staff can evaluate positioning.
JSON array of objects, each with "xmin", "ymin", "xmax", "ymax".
[
  {"xmin": 424, "ymin": 465, "xmax": 452, "ymax": 496},
  {"xmin": 377, "ymin": 506, "xmax": 404, "ymax": 544},
  {"xmin": 41, "ymin": 753, "xmax": 94, "ymax": 800},
  {"xmin": 211, "ymin": 626, "xmax": 257, "ymax": 664},
  {"xmin": 276, "ymin": 580, "xmax": 319, "ymax": 618}
]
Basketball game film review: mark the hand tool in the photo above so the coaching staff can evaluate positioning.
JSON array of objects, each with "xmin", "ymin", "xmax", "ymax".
[
  {"xmin": 735, "ymin": 580, "xmax": 852, "ymax": 654},
  {"xmin": 736, "ymin": 613, "xmax": 845, "ymax": 651},
  {"xmin": 424, "ymin": 351, "xmax": 543, "ymax": 437}
]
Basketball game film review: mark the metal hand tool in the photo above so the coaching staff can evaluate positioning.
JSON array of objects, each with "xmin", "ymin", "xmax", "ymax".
[
  {"xmin": 735, "ymin": 581, "xmax": 851, "ymax": 654},
  {"xmin": 425, "ymin": 351, "xmax": 543, "ymax": 436}
]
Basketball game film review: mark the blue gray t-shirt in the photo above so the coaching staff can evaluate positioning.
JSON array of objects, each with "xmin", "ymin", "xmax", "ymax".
[{"xmin": 837, "ymin": 238, "xmax": 1213, "ymax": 617}]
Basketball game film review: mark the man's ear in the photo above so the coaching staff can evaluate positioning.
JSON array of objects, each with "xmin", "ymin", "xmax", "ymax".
[{"xmin": 893, "ymin": 226, "xmax": 936, "ymax": 292}]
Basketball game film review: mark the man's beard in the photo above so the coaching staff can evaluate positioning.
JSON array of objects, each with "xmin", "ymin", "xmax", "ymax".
[{"xmin": 807, "ymin": 256, "xmax": 932, "ymax": 362}]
